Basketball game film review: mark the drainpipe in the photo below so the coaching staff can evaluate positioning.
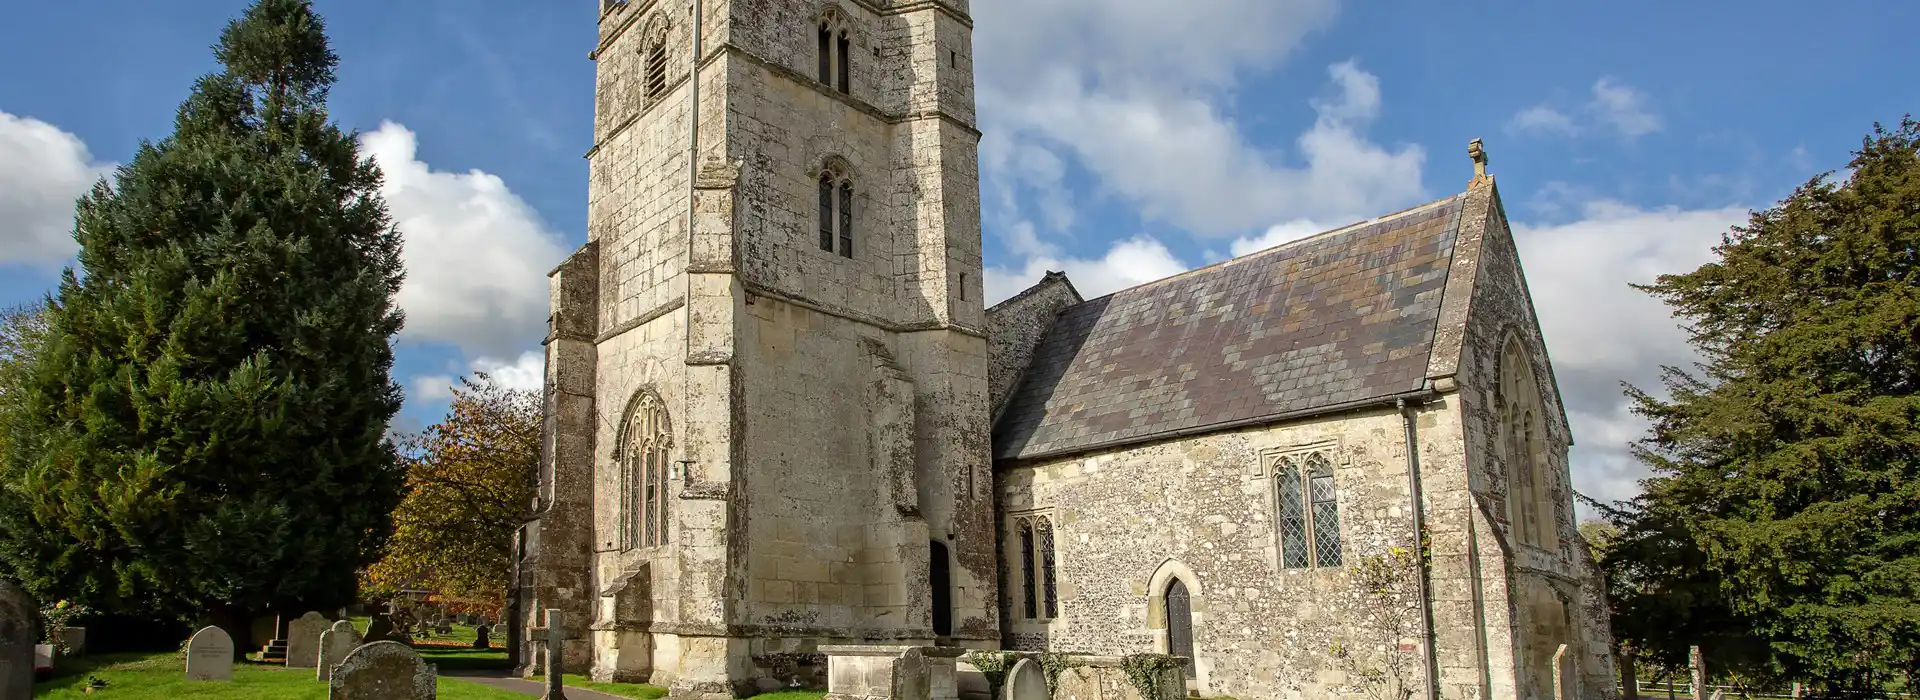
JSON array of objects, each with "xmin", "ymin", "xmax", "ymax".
[
  {"xmin": 1399, "ymin": 397, "xmax": 1441, "ymax": 700},
  {"xmin": 680, "ymin": 0, "xmax": 704, "ymax": 472}
]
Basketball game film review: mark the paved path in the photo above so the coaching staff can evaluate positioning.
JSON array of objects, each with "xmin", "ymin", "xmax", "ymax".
[{"xmin": 442, "ymin": 669, "xmax": 633, "ymax": 700}]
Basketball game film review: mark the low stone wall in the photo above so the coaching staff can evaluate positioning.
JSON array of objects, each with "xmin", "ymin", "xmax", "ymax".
[{"xmin": 953, "ymin": 652, "xmax": 1187, "ymax": 700}]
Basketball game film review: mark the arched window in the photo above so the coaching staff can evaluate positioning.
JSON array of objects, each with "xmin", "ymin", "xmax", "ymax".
[
  {"xmin": 1014, "ymin": 515, "xmax": 1058, "ymax": 620},
  {"xmin": 817, "ymin": 10, "xmax": 851, "ymax": 93},
  {"xmin": 1499, "ymin": 337, "xmax": 1554, "ymax": 548},
  {"xmin": 620, "ymin": 391, "xmax": 673, "ymax": 550},
  {"xmin": 1036, "ymin": 517, "xmax": 1058, "ymax": 618},
  {"xmin": 1018, "ymin": 518, "xmax": 1037, "ymax": 619},
  {"xmin": 1273, "ymin": 451, "xmax": 1342, "ymax": 569},
  {"xmin": 642, "ymin": 17, "xmax": 670, "ymax": 103},
  {"xmin": 817, "ymin": 162, "xmax": 854, "ymax": 258}
]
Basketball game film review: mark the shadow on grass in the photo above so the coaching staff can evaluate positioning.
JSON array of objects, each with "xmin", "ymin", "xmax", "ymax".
[{"xmin": 415, "ymin": 645, "xmax": 514, "ymax": 672}]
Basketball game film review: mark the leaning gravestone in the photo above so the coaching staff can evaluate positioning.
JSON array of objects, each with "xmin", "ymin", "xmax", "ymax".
[
  {"xmin": 1004, "ymin": 657, "xmax": 1049, "ymax": 700},
  {"xmin": 184, "ymin": 626, "xmax": 235, "ymax": 681},
  {"xmin": 317, "ymin": 620, "xmax": 363, "ymax": 682},
  {"xmin": 286, "ymin": 611, "xmax": 331, "ymax": 668},
  {"xmin": 0, "ymin": 580, "xmax": 33, "ymax": 700},
  {"xmin": 329, "ymin": 640, "xmax": 435, "ymax": 700}
]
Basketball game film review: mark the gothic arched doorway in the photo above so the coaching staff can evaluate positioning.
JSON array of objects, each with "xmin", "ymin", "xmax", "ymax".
[
  {"xmin": 929, "ymin": 541, "xmax": 953, "ymax": 638},
  {"xmin": 1166, "ymin": 579, "xmax": 1195, "ymax": 678}
]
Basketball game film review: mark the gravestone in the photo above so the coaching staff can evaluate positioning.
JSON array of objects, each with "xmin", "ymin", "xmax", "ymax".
[
  {"xmin": 472, "ymin": 625, "xmax": 491, "ymax": 649},
  {"xmin": 317, "ymin": 620, "xmax": 363, "ymax": 682},
  {"xmin": 364, "ymin": 615, "xmax": 395, "ymax": 643},
  {"xmin": 184, "ymin": 626, "xmax": 235, "ymax": 681},
  {"xmin": 329, "ymin": 640, "xmax": 435, "ymax": 700},
  {"xmin": 286, "ymin": 611, "xmax": 331, "ymax": 668},
  {"xmin": 435, "ymin": 618, "xmax": 453, "ymax": 635},
  {"xmin": 1005, "ymin": 657, "xmax": 1048, "ymax": 700},
  {"xmin": 528, "ymin": 609, "xmax": 572, "ymax": 700},
  {"xmin": 0, "ymin": 580, "xmax": 34, "ymax": 700}
]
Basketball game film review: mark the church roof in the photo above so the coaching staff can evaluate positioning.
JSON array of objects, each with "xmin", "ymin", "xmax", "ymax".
[{"xmin": 993, "ymin": 194, "xmax": 1467, "ymax": 462}]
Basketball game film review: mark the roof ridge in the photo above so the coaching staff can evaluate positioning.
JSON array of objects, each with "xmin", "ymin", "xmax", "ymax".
[{"xmin": 1070, "ymin": 194, "xmax": 1465, "ymax": 306}]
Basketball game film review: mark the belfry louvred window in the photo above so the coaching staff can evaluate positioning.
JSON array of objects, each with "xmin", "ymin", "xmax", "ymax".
[
  {"xmin": 817, "ymin": 23, "xmax": 832, "ymax": 84},
  {"xmin": 621, "ymin": 391, "xmax": 674, "ymax": 549},
  {"xmin": 1273, "ymin": 451, "xmax": 1343, "ymax": 569},
  {"xmin": 836, "ymin": 32, "xmax": 851, "ymax": 93},
  {"xmin": 644, "ymin": 36, "xmax": 668, "ymax": 101}
]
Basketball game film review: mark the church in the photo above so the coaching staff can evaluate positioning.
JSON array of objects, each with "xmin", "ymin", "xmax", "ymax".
[{"xmin": 513, "ymin": 0, "xmax": 1616, "ymax": 698}]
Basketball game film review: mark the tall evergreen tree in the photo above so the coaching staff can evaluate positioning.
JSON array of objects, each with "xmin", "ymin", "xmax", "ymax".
[
  {"xmin": 1606, "ymin": 118, "xmax": 1920, "ymax": 692},
  {"xmin": 0, "ymin": 0, "xmax": 406, "ymax": 641}
]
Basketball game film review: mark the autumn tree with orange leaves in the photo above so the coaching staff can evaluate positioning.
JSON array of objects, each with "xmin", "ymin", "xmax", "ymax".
[{"xmin": 363, "ymin": 373, "xmax": 538, "ymax": 611}]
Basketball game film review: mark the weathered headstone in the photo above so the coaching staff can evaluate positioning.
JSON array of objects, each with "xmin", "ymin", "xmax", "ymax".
[
  {"xmin": 528, "ymin": 609, "xmax": 572, "ymax": 700},
  {"xmin": 329, "ymin": 640, "xmax": 436, "ymax": 700},
  {"xmin": 286, "ymin": 611, "xmax": 331, "ymax": 668},
  {"xmin": 364, "ymin": 615, "xmax": 395, "ymax": 643},
  {"xmin": 435, "ymin": 618, "xmax": 452, "ymax": 635},
  {"xmin": 184, "ymin": 626, "xmax": 235, "ymax": 681},
  {"xmin": 472, "ymin": 625, "xmax": 491, "ymax": 649},
  {"xmin": 1005, "ymin": 657, "xmax": 1048, "ymax": 700},
  {"xmin": 317, "ymin": 620, "xmax": 363, "ymax": 682},
  {"xmin": 0, "ymin": 580, "xmax": 34, "ymax": 700}
]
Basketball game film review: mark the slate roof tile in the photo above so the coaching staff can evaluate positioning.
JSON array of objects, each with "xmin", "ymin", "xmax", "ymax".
[{"xmin": 993, "ymin": 195, "xmax": 1465, "ymax": 462}]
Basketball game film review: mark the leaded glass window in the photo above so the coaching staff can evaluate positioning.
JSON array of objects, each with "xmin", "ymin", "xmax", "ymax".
[
  {"xmin": 818, "ymin": 173, "xmax": 835, "ymax": 252},
  {"xmin": 621, "ymin": 391, "xmax": 673, "ymax": 550},
  {"xmin": 1275, "ymin": 458, "xmax": 1309, "ymax": 569},
  {"xmin": 1307, "ymin": 453, "xmax": 1342, "ymax": 567},
  {"xmin": 1018, "ymin": 520, "xmax": 1037, "ymax": 619},
  {"xmin": 838, "ymin": 182, "xmax": 853, "ymax": 258},
  {"xmin": 1037, "ymin": 517, "xmax": 1057, "ymax": 618}
]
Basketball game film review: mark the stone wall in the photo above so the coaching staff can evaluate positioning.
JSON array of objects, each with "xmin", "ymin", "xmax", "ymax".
[
  {"xmin": 1448, "ymin": 177, "xmax": 1617, "ymax": 700},
  {"xmin": 984, "ymin": 272, "xmax": 1080, "ymax": 422},
  {"xmin": 997, "ymin": 403, "xmax": 1456, "ymax": 699}
]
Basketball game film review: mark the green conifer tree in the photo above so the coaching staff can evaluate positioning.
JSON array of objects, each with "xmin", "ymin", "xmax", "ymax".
[
  {"xmin": 1606, "ymin": 118, "xmax": 1920, "ymax": 691},
  {"xmin": 0, "ymin": 0, "xmax": 405, "ymax": 645}
]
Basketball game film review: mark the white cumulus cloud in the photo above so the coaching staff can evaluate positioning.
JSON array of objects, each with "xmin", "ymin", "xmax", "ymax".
[
  {"xmin": 1507, "ymin": 77, "xmax": 1663, "ymax": 141},
  {"xmin": 361, "ymin": 121, "xmax": 567, "ymax": 359},
  {"xmin": 409, "ymin": 350, "xmax": 545, "ymax": 404},
  {"xmin": 0, "ymin": 112, "xmax": 114, "ymax": 266},
  {"xmin": 1513, "ymin": 201, "xmax": 1750, "ymax": 507}
]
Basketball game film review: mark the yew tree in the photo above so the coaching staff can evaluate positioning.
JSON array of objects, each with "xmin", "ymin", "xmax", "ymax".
[
  {"xmin": 1605, "ymin": 118, "xmax": 1920, "ymax": 691},
  {"xmin": 363, "ymin": 373, "xmax": 538, "ymax": 611},
  {"xmin": 0, "ymin": 0, "xmax": 406, "ymax": 634}
]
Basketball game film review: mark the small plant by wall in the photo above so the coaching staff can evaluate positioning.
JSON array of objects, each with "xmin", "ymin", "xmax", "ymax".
[
  {"xmin": 1037, "ymin": 651, "xmax": 1084, "ymax": 698},
  {"xmin": 1121, "ymin": 653, "xmax": 1185, "ymax": 700},
  {"xmin": 966, "ymin": 649, "xmax": 1021, "ymax": 699}
]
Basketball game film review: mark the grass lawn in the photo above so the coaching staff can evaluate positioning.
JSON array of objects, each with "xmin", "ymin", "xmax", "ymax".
[{"xmin": 32, "ymin": 652, "xmax": 529, "ymax": 699}]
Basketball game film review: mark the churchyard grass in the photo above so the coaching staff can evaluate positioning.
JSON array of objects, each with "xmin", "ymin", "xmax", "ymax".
[
  {"xmin": 32, "ymin": 651, "xmax": 531, "ymax": 699},
  {"xmin": 528, "ymin": 673, "xmax": 668, "ymax": 699}
]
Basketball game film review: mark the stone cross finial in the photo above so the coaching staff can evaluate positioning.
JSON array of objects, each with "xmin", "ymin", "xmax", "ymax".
[
  {"xmin": 530, "ymin": 608, "xmax": 570, "ymax": 700},
  {"xmin": 1469, "ymin": 138, "xmax": 1489, "ymax": 179}
]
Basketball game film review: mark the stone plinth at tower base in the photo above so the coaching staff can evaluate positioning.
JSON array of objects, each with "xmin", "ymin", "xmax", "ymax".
[{"xmin": 820, "ymin": 645, "xmax": 968, "ymax": 700}]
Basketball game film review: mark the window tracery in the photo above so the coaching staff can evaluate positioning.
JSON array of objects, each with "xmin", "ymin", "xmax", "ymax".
[
  {"xmin": 817, "ymin": 160, "xmax": 854, "ymax": 258},
  {"xmin": 816, "ymin": 8, "xmax": 851, "ymax": 94},
  {"xmin": 619, "ymin": 390, "xmax": 673, "ymax": 550},
  {"xmin": 1499, "ymin": 336, "xmax": 1556, "ymax": 548},
  {"xmin": 1269, "ymin": 450, "xmax": 1343, "ymax": 569},
  {"xmin": 1013, "ymin": 514, "xmax": 1058, "ymax": 620}
]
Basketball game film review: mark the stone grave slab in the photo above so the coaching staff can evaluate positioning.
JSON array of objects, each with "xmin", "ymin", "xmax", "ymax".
[
  {"xmin": 317, "ymin": 620, "xmax": 363, "ymax": 682},
  {"xmin": 286, "ymin": 611, "xmax": 331, "ymax": 668},
  {"xmin": 1005, "ymin": 657, "xmax": 1048, "ymax": 700},
  {"xmin": 184, "ymin": 626, "xmax": 235, "ymax": 681},
  {"xmin": 329, "ymin": 640, "xmax": 435, "ymax": 699}
]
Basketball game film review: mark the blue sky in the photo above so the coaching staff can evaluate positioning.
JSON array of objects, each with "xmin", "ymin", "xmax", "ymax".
[{"xmin": 1, "ymin": 0, "xmax": 1914, "ymax": 507}]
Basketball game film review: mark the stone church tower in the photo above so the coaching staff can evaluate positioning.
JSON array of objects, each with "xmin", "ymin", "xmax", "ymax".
[{"xmin": 519, "ymin": 0, "xmax": 993, "ymax": 695}]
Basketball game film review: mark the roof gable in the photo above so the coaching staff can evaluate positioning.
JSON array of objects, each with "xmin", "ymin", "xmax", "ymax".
[{"xmin": 993, "ymin": 196, "xmax": 1466, "ymax": 462}]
